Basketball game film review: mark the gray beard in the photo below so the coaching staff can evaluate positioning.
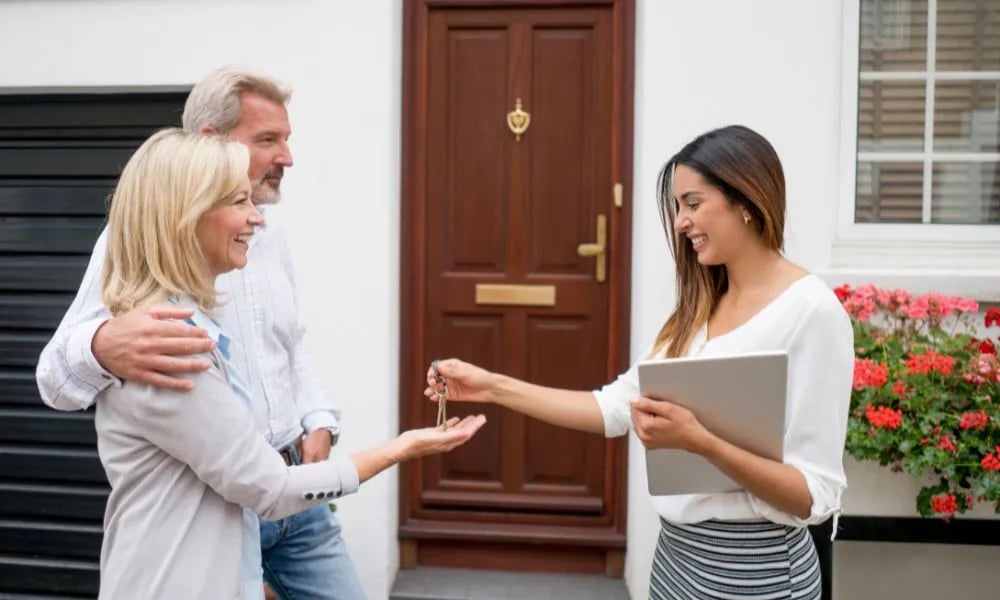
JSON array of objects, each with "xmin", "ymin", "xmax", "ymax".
[{"xmin": 252, "ymin": 183, "xmax": 281, "ymax": 205}]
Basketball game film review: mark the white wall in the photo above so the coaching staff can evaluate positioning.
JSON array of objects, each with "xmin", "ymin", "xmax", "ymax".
[
  {"xmin": 0, "ymin": 1, "xmax": 403, "ymax": 597},
  {"xmin": 4, "ymin": 1, "xmax": 995, "ymax": 599}
]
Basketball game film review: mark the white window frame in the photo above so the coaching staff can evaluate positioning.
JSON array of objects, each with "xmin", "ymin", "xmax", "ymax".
[{"xmin": 828, "ymin": 0, "xmax": 1000, "ymax": 301}]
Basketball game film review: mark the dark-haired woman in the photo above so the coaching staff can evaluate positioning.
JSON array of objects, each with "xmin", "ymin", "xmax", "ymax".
[{"xmin": 422, "ymin": 125, "xmax": 853, "ymax": 599}]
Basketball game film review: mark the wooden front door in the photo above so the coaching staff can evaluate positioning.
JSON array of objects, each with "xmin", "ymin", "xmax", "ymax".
[{"xmin": 399, "ymin": 0, "xmax": 634, "ymax": 574}]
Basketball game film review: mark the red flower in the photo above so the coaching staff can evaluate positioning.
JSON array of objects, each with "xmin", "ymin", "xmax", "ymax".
[
  {"xmin": 892, "ymin": 379, "xmax": 907, "ymax": 398},
  {"xmin": 844, "ymin": 295, "xmax": 876, "ymax": 321},
  {"xmin": 907, "ymin": 296, "xmax": 930, "ymax": 320},
  {"xmin": 865, "ymin": 404, "xmax": 903, "ymax": 430},
  {"xmin": 931, "ymin": 494, "xmax": 958, "ymax": 516},
  {"xmin": 986, "ymin": 308, "xmax": 1000, "ymax": 328},
  {"xmin": 853, "ymin": 358, "xmax": 889, "ymax": 390},
  {"xmin": 981, "ymin": 339, "xmax": 997, "ymax": 355},
  {"xmin": 834, "ymin": 284, "xmax": 851, "ymax": 302},
  {"xmin": 981, "ymin": 453, "xmax": 1000, "ymax": 472},
  {"xmin": 937, "ymin": 435, "xmax": 956, "ymax": 452},
  {"xmin": 906, "ymin": 350, "xmax": 954, "ymax": 376},
  {"xmin": 959, "ymin": 411, "xmax": 988, "ymax": 430}
]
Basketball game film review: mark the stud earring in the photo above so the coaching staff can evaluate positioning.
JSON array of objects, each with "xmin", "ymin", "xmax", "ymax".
[{"xmin": 743, "ymin": 213, "xmax": 751, "ymax": 225}]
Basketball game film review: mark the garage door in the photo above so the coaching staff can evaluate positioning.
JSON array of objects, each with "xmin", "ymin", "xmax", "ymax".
[{"xmin": 0, "ymin": 92, "xmax": 185, "ymax": 598}]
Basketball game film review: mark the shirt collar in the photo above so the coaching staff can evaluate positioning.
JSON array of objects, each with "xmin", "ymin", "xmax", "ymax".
[{"xmin": 168, "ymin": 296, "xmax": 232, "ymax": 360}]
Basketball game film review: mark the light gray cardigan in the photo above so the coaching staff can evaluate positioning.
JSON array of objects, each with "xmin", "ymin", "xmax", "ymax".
[{"xmin": 95, "ymin": 348, "xmax": 359, "ymax": 599}]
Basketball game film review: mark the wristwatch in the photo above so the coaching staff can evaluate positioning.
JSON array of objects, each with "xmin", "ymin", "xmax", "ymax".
[{"xmin": 323, "ymin": 425, "xmax": 341, "ymax": 447}]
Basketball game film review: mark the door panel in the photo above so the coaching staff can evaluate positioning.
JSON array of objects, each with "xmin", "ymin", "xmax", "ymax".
[
  {"xmin": 523, "ymin": 316, "xmax": 604, "ymax": 501},
  {"xmin": 442, "ymin": 28, "xmax": 510, "ymax": 272},
  {"xmin": 424, "ymin": 315, "xmax": 507, "ymax": 490},
  {"xmin": 527, "ymin": 26, "xmax": 600, "ymax": 277}
]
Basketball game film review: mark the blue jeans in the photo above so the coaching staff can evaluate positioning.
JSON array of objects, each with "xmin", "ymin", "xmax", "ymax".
[{"xmin": 258, "ymin": 501, "xmax": 365, "ymax": 599}]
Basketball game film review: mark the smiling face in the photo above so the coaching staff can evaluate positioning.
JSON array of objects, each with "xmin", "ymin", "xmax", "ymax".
[
  {"xmin": 227, "ymin": 92, "xmax": 293, "ymax": 204},
  {"xmin": 195, "ymin": 175, "xmax": 263, "ymax": 275},
  {"xmin": 671, "ymin": 163, "xmax": 756, "ymax": 266}
]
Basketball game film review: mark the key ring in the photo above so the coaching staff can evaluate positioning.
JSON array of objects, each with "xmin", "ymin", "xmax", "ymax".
[{"xmin": 431, "ymin": 360, "xmax": 448, "ymax": 430}]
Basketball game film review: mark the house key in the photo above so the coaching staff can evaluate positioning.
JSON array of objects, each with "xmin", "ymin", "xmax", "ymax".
[{"xmin": 430, "ymin": 360, "xmax": 448, "ymax": 430}]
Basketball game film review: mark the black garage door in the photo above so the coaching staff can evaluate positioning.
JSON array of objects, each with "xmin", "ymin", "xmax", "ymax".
[{"xmin": 0, "ymin": 92, "xmax": 185, "ymax": 598}]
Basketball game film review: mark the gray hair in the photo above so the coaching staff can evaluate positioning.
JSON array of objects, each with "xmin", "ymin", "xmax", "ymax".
[{"xmin": 181, "ymin": 66, "xmax": 292, "ymax": 134}]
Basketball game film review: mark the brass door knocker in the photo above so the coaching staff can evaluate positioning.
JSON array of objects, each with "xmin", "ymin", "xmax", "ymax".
[{"xmin": 506, "ymin": 97, "xmax": 530, "ymax": 141}]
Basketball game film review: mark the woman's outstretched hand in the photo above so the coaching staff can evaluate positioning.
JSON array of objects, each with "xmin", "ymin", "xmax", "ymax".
[
  {"xmin": 396, "ymin": 415, "xmax": 487, "ymax": 459},
  {"xmin": 353, "ymin": 415, "xmax": 488, "ymax": 484},
  {"xmin": 424, "ymin": 358, "xmax": 496, "ymax": 404}
]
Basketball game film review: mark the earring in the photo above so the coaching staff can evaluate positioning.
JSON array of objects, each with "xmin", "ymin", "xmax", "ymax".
[{"xmin": 743, "ymin": 213, "xmax": 751, "ymax": 225}]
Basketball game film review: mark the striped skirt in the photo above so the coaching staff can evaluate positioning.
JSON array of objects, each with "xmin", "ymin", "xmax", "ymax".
[{"xmin": 650, "ymin": 519, "xmax": 821, "ymax": 600}]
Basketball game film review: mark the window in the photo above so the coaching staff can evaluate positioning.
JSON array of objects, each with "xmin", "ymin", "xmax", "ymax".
[
  {"xmin": 828, "ymin": 0, "xmax": 999, "ymax": 299},
  {"xmin": 856, "ymin": 0, "xmax": 999, "ymax": 225}
]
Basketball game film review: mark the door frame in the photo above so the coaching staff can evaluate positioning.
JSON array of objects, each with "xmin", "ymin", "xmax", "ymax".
[{"xmin": 398, "ymin": 0, "xmax": 636, "ymax": 571}]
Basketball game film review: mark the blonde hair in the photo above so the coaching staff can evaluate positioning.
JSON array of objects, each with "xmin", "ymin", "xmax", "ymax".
[
  {"xmin": 102, "ymin": 128, "xmax": 250, "ymax": 315},
  {"xmin": 181, "ymin": 66, "xmax": 292, "ymax": 134},
  {"xmin": 653, "ymin": 125, "xmax": 786, "ymax": 357}
]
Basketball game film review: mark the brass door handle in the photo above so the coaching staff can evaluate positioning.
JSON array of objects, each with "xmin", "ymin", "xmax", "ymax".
[{"xmin": 576, "ymin": 214, "xmax": 607, "ymax": 282}]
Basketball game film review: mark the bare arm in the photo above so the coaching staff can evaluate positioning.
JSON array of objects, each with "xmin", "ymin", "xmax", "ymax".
[
  {"xmin": 491, "ymin": 375, "xmax": 606, "ymax": 435},
  {"xmin": 427, "ymin": 359, "xmax": 605, "ymax": 435},
  {"xmin": 698, "ymin": 429, "xmax": 812, "ymax": 518},
  {"xmin": 630, "ymin": 397, "xmax": 811, "ymax": 518},
  {"xmin": 132, "ymin": 360, "xmax": 485, "ymax": 520},
  {"xmin": 350, "ymin": 416, "xmax": 488, "ymax": 483},
  {"xmin": 632, "ymin": 397, "xmax": 812, "ymax": 519}
]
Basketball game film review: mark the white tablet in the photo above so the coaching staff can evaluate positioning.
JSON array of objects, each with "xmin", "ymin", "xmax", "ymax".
[{"xmin": 637, "ymin": 350, "xmax": 788, "ymax": 496}]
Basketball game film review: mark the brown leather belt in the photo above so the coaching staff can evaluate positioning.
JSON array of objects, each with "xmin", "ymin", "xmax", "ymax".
[{"xmin": 278, "ymin": 438, "xmax": 304, "ymax": 466}]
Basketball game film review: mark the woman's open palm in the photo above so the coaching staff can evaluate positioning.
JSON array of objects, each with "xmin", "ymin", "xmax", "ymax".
[{"xmin": 399, "ymin": 415, "xmax": 487, "ymax": 459}]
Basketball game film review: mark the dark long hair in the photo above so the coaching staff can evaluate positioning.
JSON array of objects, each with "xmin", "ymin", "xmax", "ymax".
[{"xmin": 652, "ymin": 125, "xmax": 786, "ymax": 357}]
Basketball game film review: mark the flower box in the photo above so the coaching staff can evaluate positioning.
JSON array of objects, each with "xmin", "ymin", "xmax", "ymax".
[{"xmin": 837, "ymin": 285, "xmax": 1000, "ymax": 519}]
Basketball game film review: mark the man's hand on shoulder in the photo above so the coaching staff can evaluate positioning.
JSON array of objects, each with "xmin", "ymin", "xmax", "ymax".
[{"xmin": 92, "ymin": 304, "xmax": 215, "ymax": 391}]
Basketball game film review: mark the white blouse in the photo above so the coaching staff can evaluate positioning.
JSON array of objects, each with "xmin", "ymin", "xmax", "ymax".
[{"xmin": 593, "ymin": 274, "xmax": 854, "ymax": 530}]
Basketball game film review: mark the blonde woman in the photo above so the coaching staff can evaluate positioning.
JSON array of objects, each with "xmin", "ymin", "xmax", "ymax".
[
  {"xmin": 96, "ymin": 129, "xmax": 486, "ymax": 599},
  {"xmin": 425, "ymin": 126, "xmax": 852, "ymax": 599}
]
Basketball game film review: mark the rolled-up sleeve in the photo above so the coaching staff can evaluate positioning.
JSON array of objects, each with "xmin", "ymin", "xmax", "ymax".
[
  {"xmin": 36, "ymin": 229, "xmax": 119, "ymax": 411},
  {"xmin": 750, "ymin": 301, "xmax": 854, "ymax": 529},
  {"xmin": 592, "ymin": 363, "xmax": 640, "ymax": 438}
]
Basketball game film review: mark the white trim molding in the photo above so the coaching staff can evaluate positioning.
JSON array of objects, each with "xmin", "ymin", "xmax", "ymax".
[{"xmin": 817, "ymin": 267, "xmax": 1000, "ymax": 303}]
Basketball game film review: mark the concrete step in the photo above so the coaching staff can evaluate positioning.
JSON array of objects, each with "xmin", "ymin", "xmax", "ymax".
[{"xmin": 389, "ymin": 566, "xmax": 630, "ymax": 600}]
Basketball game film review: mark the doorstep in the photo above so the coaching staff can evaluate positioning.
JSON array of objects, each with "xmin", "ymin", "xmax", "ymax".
[{"xmin": 390, "ymin": 566, "xmax": 630, "ymax": 600}]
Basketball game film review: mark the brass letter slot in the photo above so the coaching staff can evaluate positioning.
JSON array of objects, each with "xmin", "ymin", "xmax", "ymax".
[{"xmin": 475, "ymin": 284, "xmax": 556, "ymax": 307}]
